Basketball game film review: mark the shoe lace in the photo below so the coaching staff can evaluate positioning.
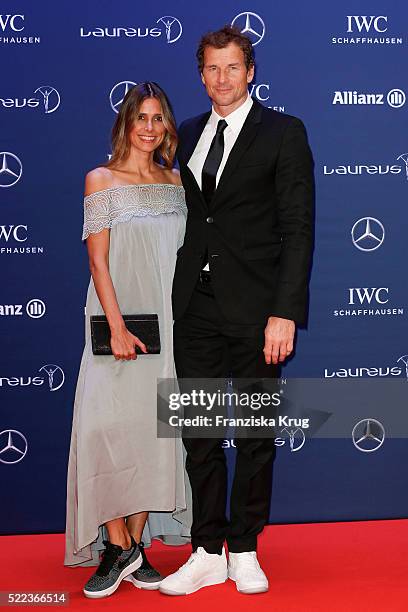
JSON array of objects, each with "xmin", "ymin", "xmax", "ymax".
[
  {"xmin": 177, "ymin": 549, "xmax": 205, "ymax": 578},
  {"xmin": 96, "ymin": 540, "xmax": 121, "ymax": 576}
]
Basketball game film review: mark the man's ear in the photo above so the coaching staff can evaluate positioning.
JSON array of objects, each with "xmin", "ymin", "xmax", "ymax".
[
  {"xmin": 201, "ymin": 72, "xmax": 205, "ymax": 85},
  {"xmin": 247, "ymin": 64, "xmax": 255, "ymax": 84}
]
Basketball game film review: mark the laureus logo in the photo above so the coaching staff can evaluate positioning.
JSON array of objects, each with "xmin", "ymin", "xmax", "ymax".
[
  {"xmin": 0, "ymin": 364, "xmax": 65, "ymax": 390},
  {"xmin": 397, "ymin": 154, "xmax": 408, "ymax": 180},
  {"xmin": 278, "ymin": 427, "xmax": 306, "ymax": 452},
  {"xmin": 324, "ymin": 153, "xmax": 408, "ymax": 177},
  {"xmin": 0, "ymin": 86, "xmax": 61, "ymax": 113},
  {"xmin": 80, "ymin": 15, "xmax": 182, "ymax": 43},
  {"xmin": 38, "ymin": 364, "xmax": 65, "ymax": 391},
  {"xmin": 34, "ymin": 86, "xmax": 60, "ymax": 113},
  {"xmin": 156, "ymin": 16, "xmax": 182, "ymax": 44},
  {"xmin": 397, "ymin": 355, "xmax": 408, "ymax": 380}
]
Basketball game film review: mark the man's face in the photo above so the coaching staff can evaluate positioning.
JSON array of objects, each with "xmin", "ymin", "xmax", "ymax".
[{"xmin": 201, "ymin": 42, "xmax": 254, "ymax": 113}]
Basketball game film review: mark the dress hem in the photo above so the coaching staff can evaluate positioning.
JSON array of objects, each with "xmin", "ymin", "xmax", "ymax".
[{"xmin": 65, "ymin": 503, "xmax": 189, "ymax": 567}]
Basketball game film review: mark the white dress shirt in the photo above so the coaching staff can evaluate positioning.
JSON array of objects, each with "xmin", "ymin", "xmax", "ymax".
[
  {"xmin": 188, "ymin": 94, "xmax": 253, "ymax": 270},
  {"xmin": 188, "ymin": 93, "xmax": 253, "ymax": 190}
]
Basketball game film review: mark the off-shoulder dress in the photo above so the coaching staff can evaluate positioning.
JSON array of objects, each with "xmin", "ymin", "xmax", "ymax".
[{"xmin": 64, "ymin": 184, "xmax": 190, "ymax": 566}]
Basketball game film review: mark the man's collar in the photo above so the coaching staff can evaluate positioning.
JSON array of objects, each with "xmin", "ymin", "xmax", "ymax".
[{"xmin": 209, "ymin": 93, "xmax": 253, "ymax": 133}]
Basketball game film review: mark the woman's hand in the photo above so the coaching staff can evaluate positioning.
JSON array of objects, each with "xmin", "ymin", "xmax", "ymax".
[{"xmin": 110, "ymin": 327, "xmax": 147, "ymax": 361}]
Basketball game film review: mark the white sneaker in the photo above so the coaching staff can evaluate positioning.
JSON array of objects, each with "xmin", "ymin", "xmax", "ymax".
[
  {"xmin": 228, "ymin": 551, "xmax": 269, "ymax": 594},
  {"xmin": 159, "ymin": 547, "xmax": 228, "ymax": 595}
]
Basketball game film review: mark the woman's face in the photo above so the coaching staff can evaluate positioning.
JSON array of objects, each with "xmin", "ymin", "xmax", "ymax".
[{"xmin": 129, "ymin": 97, "xmax": 166, "ymax": 154}]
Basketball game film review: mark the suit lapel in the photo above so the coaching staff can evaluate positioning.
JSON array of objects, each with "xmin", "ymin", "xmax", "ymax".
[{"xmin": 212, "ymin": 99, "xmax": 263, "ymax": 206}]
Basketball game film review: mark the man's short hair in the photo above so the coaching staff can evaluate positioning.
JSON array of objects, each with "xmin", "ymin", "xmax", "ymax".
[{"xmin": 196, "ymin": 25, "xmax": 255, "ymax": 73}]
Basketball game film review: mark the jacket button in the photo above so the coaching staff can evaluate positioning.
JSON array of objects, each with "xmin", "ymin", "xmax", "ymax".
[{"xmin": 206, "ymin": 216, "xmax": 214, "ymax": 224}]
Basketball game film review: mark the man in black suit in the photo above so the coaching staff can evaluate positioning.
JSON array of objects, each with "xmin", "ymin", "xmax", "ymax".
[{"xmin": 159, "ymin": 26, "xmax": 314, "ymax": 596}]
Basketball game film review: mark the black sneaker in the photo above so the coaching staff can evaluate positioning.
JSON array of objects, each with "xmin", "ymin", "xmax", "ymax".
[
  {"xmin": 123, "ymin": 541, "xmax": 163, "ymax": 590},
  {"xmin": 83, "ymin": 537, "xmax": 142, "ymax": 598}
]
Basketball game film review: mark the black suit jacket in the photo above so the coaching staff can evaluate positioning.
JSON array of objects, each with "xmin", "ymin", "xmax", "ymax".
[{"xmin": 172, "ymin": 98, "xmax": 315, "ymax": 326}]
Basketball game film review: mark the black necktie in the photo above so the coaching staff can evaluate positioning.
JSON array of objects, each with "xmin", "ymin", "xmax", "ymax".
[{"xmin": 201, "ymin": 119, "xmax": 228, "ymax": 205}]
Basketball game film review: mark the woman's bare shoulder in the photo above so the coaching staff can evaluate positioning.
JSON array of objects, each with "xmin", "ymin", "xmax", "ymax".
[
  {"xmin": 84, "ymin": 167, "xmax": 115, "ymax": 196},
  {"xmin": 163, "ymin": 167, "xmax": 182, "ymax": 186}
]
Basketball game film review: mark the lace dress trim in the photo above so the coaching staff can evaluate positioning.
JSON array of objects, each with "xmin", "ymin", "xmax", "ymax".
[{"xmin": 82, "ymin": 184, "xmax": 186, "ymax": 240}]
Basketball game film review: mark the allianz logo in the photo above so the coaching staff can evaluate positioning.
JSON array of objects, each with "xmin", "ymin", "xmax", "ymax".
[
  {"xmin": 0, "ymin": 304, "xmax": 24, "ymax": 316},
  {"xmin": 0, "ymin": 299, "xmax": 46, "ymax": 318},
  {"xmin": 332, "ymin": 89, "xmax": 405, "ymax": 107},
  {"xmin": 333, "ymin": 91, "xmax": 384, "ymax": 104}
]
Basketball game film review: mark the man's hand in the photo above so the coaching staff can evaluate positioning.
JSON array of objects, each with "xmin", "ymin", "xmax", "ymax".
[{"xmin": 263, "ymin": 316, "xmax": 295, "ymax": 365}]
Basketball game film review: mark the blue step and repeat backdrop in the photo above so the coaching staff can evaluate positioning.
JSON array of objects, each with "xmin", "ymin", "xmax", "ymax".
[{"xmin": 1, "ymin": 1, "xmax": 407, "ymax": 534}]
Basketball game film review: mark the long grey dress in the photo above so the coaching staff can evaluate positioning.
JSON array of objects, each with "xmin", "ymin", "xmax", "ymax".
[{"xmin": 65, "ymin": 183, "xmax": 190, "ymax": 567}]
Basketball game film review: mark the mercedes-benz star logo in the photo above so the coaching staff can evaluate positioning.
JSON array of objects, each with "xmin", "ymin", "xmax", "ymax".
[
  {"xmin": 34, "ymin": 86, "xmax": 61, "ymax": 114},
  {"xmin": 109, "ymin": 81, "xmax": 137, "ymax": 114},
  {"xmin": 0, "ymin": 152, "xmax": 23, "ymax": 188},
  {"xmin": 396, "ymin": 153, "xmax": 408, "ymax": 180},
  {"xmin": 156, "ymin": 16, "xmax": 182, "ymax": 44},
  {"xmin": 351, "ymin": 217, "xmax": 385, "ymax": 252},
  {"xmin": 231, "ymin": 12, "xmax": 266, "ymax": 46},
  {"xmin": 352, "ymin": 419, "xmax": 385, "ymax": 453},
  {"xmin": 38, "ymin": 364, "xmax": 65, "ymax": 391},
  {"xmin": 0, "ymin": 430, "xmax": 28, "ymax": 465},
  {"xmin": 280, "ymin": 427, "xmax": 306, "ymax": 452}
]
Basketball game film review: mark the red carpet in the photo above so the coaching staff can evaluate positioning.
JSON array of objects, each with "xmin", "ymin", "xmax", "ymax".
[{"xmin": 0, "ymin": 521, "xmax": 407, "ymax": 611}]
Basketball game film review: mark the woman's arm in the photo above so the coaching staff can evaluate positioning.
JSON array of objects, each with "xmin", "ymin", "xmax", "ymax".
[
  {"xmin": 85, "ymin": 169, "xmax": 146, "ymax": 360},
  {"xmin": 86, "ymin": 229, "xmax": 125, "ymax": 334}
]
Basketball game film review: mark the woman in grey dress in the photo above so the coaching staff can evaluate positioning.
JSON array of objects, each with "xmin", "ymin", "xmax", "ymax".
[{"xmin": 64, "ymin": 82, "xmax": 189, "ymax": 598}]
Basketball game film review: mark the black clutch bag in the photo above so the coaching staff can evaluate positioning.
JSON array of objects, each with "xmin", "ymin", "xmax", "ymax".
[{"xmin": 90, "ymin": 314, "xmax": 160, "ymax": 355}]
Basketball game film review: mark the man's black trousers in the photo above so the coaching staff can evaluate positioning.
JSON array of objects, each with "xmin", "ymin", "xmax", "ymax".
[{"xmin": 174, "ymin": 276, "xmax": 279, "ymax": 554}]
